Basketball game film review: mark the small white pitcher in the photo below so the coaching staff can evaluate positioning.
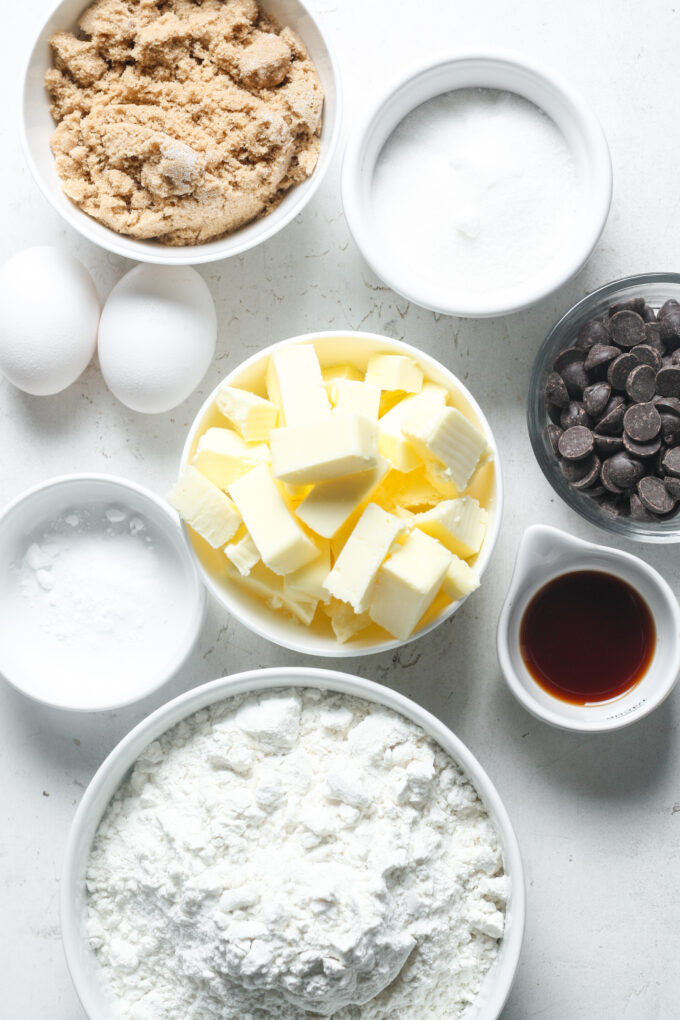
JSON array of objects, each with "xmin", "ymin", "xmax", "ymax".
[{"xmin": 497, "ymin": 524, "xmax": 680, "ymax": 732}]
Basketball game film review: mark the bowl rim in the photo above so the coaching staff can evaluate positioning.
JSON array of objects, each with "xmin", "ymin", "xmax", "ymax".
[
  {"xmin": 61, "ymin": 665, "xmax": 526, "ymax": 1020},
  {"xmin": 19, "ymin": 0, "xmax": 343, "ymax": 265},
  {"xmin": 179, "ymin": 329, "xmax": 504, "ymax": 656},
  {"xmin": 527, "ymin": 271, "xmax": 680, "ymax": 542},
  {"xmin": 341, "ymin": 47, "xmax": 613, "ymax": 318},
  {"xmin": 0, "ymin": 472, "xmax": 206, "ymax": 712}
]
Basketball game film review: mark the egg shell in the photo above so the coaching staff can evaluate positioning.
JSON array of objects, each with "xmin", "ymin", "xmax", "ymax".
[
  {"xmin": 0, "ymin": 246, "xmax": 100, "ymax": 396},
  {"xmin": 98, "ymin": 265, "xmax": 217, "ymax": 414}
]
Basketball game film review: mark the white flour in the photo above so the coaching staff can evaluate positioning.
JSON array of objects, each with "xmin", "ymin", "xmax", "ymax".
[
  {"xmin": 87, "ymin": 689, "xmax": 508, "ymax": 1019},
  {"xmin": 372, "ymin": 87, "xmax": 580, "ymax": 300}
]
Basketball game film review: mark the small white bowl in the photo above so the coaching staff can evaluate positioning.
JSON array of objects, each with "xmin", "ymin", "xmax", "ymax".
[
  {"xmin": 0, "ymin": 474, "xmax": 205, "ymax": 712},
  {"xmin": 21, "ymin": 0, "xmax": 342, "ymax": 265},
  {"xmin": 62, "ymin": 666, "xmax": 526, "ymax": 1020},
  {"xmin": 497, "ymin": 525, "xmax": 680, "ymax": 732},
  {"xmin": 342, "ymin": 49, "xmax": 613, "ymax": 318},
  {"xmin": 179, "ymin": 330, "xmax": 503, "ymax": 656}
]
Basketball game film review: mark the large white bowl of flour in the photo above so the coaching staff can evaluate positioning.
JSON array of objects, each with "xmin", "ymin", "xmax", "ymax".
[{"xmin": 62, "ymin": 667, "xmax": 525, "ymax": 1020}]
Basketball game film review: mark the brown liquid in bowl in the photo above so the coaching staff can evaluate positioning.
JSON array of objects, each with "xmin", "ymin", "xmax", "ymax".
[{"xmin": 519, "ymin": 570, "xmax": 655, "ymax": 705}]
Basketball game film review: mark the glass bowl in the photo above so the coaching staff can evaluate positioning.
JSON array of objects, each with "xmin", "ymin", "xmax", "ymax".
[{"xmin": 528, "ymin": 272, "xmax": 680, "ymax": 542}]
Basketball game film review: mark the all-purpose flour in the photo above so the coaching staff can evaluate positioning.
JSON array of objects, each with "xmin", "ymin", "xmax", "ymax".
[{"xmin": 87, "ymin": 689, "xmax": 508, "ymax": 1019}]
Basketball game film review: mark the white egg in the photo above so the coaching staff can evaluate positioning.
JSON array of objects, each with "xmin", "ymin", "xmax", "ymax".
[
  {"xmin": 0, "ymin": 246, "xmax": 100, "ymax": 396},
  {"xmin": 98, "ymin": 265, "xmax": 217, "ymax": 414}
]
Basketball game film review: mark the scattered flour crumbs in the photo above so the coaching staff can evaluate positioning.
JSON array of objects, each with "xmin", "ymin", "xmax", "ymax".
[{"xmin": 87, "ymin": 689, "xmax": 508, "ymax": 1019}]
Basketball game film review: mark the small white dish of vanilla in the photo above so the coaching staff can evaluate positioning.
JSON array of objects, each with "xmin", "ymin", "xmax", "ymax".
[{"xmin": 342, "ymin": 49, "xmax": 612, "ymax": 317}]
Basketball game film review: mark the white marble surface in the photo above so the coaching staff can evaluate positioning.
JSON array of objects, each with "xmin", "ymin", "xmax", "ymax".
[{"xmin": 2, "ymin": 0, "xmax": 680, "ymax": 1017}]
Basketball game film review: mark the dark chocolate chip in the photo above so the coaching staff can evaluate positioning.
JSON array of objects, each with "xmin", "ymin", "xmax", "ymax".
[
  {"xmin": 558, "ymin": 425, "xmax": 594, "ymax": 461},
  {"xmin": 623, "ymin": 402, "xmax": 661, "ymax": 442},
  {"xmin": 637, "ymin": 476, "xmax": 676, "ymax": 515},
  {"xmin": 570, "ymin": 455, "xmax": 601, "ymax": 490},
  {"xmin": 577, "ymin": 318, "xmax": 610, "ymax": 349},
  {"xmin": 583, "ymin": 382, "xmax": 611, "ymax": 419},
  {"xmin": 622, "ymin": 433, "xmax": 661, "ymax": 458},
  {"xmin": 660, "ymin": 413, "xmax": 680, "ymax": 446},
  {"xmin": 630, "ymin": 493, "xmax": 655, "ymax": 521},
  {"xmin": 671, "ymin": 349, "xmax": 680, "ymax": 366},
  {"xmin": 664, "ymin": 476, "xmax": 680, "ymax": 500},
  {"xmin": 553, "ymin": 346, "xmax": 586, "ymax": 372},
  {"xmin": 609, "ymin": 298, "xmax": 646, "ymax": 317},
  {"xmin": 560, "ymin": 362, "xmax": 589, "ymax": 398},
  {"xmin": 546, "ymin": 424, "xmax": 563, "ymax": 456},
  {"xmin": 588, "ymin": 484, "xmax": 607, "ymax": 499},
  {"xmin": 655, "ymin": 366, "xmax": 680, "ymax": 396},
  {"xmin": 607, "ymin": 353, "xmax": 638, "ymax": 390},
  {"xmin": 659, "ymin": 299, "xmax": 680, "ymax": 320},
  {"xmin": 626, "ymin": 364, "xmax": 656, "ymax": 403},
  {"xmin": 632, "ymin": 344, "xmax": 663, "ymax": 371},
  {"xmin": 644, "ymin": 322, "xmax": 665, "ymax": 353},
  {"xmin": 602, "ymin": 452, "xmax": 644, "ymax": 491},
  {"xmin": 597, "ymin": 495, "xmax": 622, "ymax": 517},
  {"xmin": 661, "ymin": 446, "xmax": 680, "ymax": 477},
  {"xmin": 560, "ymin": 401, "xmax": 591, "ymax": 430},
  {"xmin": 561, "ymin": 456, "xmax": 593, "ymax": 483},
  {"xmin": 547, "ymin": 401, "xmax": 564, "ymax": 426},
  {"xmin": 584, "ymin": 343, "xmax": 620, "ymax": 374},
  {"xmin": 545, "ymin": 371, "xmax": 570, "ymax": 408},
  {"xmin": 610, "ymin": 309, "xmax": 646, "ymax": 348},
  {"xmin": 593, "ymin": 433, "xmax": 624, "ymax": 456},
  {"xmin": 596, "ymin": 396, "xmax": 626, "ymax": 435},
  {"xmin": 659, "ymin": 312, "xmax": 680, "ymax": 350},
  {"xmin": 654, "ymin": 395, "xmax": 680, "ymax": 417},
  {"xmin": 642, "ymin": 305, "xmax": 657, "ymax": 323}
]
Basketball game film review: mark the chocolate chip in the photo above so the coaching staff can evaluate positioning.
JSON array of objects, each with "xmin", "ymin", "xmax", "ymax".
[
  {"xmin": 661, "ymin": 446, "xmax": 680, "ymax": 477},
  {"xmin": 671, "ymin": 348, "xmax": 680, "ymax": 366},
  {"xmin": 623, "ymin": 402, "xmax": 661, "ymax": 442},
  {"xmin": 626, "ymin": 364, "xmax": 656, "ymax": 403},
  {"xmin": 583, "ymin": 381, "xmax": 611, "ymax": 419},
  {"xmin": 610, "ymin": 310, "xmax": 646, "ymax": 348},
  {"xmin": 584, "ymin": 343, "xmax": 620, "ymax": 373},
  {"xmin": 547, "ymin": 401, "xmax": 564, "ymax": 426},
  {"xmin": 659, "ymin": 299, "xmax": 680, "ymax": 320},
  {"xmin": 607, "ymin": 353, "xmax": 638, "ymax": 390},
  {"xmin": 554, "ymin": 346, "xmax": 586, "ymax": 372},
  {"xmin": 546, "ymin": 424, "xmax": 563, "ymax": 455},
  {"xmin": 622, "ymin": 433, "xmax": 661, "ymax": 458},
  {"xmin": 561, "ymin": 456, "xmax": 594, "ymax": 483},
  {"xmin": 570, "ymin": 455, "xmax": 601, "ymax": 490},
  {"xmin": 560, "ymin": 401, "xmax": 591, "ymax": 430},
  {"xmin": 545, "ymin": 371, "xmax": 570, "ymax": 408},
  {"xmin": 630, "ymin": 493, "xmax": 655, "ymax": 521},
  {"xmin": 659, "ymin": 312, "xmax": 680, "ymax": 350},
  {"xmin": 653, "ymin": 395, "xmax": 680, "ymax": 416},
  {"xmin": 560, "ymin": 362, "xmax": 589, "ymax": 398},
  {"xmin": 593, "ymin": 433, "xmax": 624, "ymax": 457},
  {"xmin": 655, "ymin": 366, "xmax": 680, "ymax": 396},
  {"xmin": 642, "ymin": 305, "xmax": 657, "ymax": 323},
  {"xmin": 637, "ymin": 476, "xmax": 676, "ymax": 515},
  {"xmin": 660, "ymin": 413, "xmax": 680, "ymax": 446},
  {"xmin": 597, "ymin": 495, "xmax": 622, "ymax": 517},
  {"xmin": 632, "ymin": 344, "xmax": 663, "ymax": 371},
  {"xmin": 644, "ymin": 322, "xmax": 665, "ymax": 354},
  {"xmin": 664, "ymin": 476, "xmax": 680, "ymax": 500},
  {"xmin": 602, "ymin": 452, "xmax": 645, "ymax": 491},
  {"xmin": 577, "ymin": 318, "xmax": 610, "ymax": 349},
  {"xmin": 596, "ymin": 396, "xmax": 625, "ymax": 435},
  {"xmin": 558, "ymin": 425, "xmax": 594, "ymax": 461},
  {"xmin": 609, "ymin": 298, "xmax": 646, "ymax": 317}
]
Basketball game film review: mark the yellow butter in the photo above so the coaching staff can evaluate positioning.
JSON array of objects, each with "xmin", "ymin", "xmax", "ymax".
[
  {"xmin": 366, "ymin": 354, "xmax": 424, "ymax": 393},
  {"xmin": 224, "ymin": 530, "xmax": 261, "ymax": 577},
  {"xmin": 266, "ymin": 345, "xmax": 331, "ymax": 427},
  {"xmin": 369, "ymin": 529, "xmax": 452, "ymax": 640},
  {"xmin": 414, "ymin": 497, "xmax": 488, "ymax": 559},
  {"xmin": 378, "ymin": 384, "xmax": 448, "ymax": 472},
  {"xmin": 284, "ymin": 537, "xmax": 331, "ymax": 603},
  {"xmin": 193, "ymin": 427, "xmax": 270, "ymax": 489},
  {"xmin": 270, "ymin": 414, "xmax": 378, "ymax": 485},
  {"xmin": 225, "ymin": 561, "xmax": 318, "ymax": 626},
  {"xmin": 295, "ymin": 455, "xmax": 390, "ymax": 539},
  {"xmin": 402, "ymin": 401, "xmax": 488, "ymax": 491},
  {"xmin": 323, "ymin": 503, "xmax": 404, "ymax": 612},
  {"xmin": 328, "ymin": 379, "xmax": 381, "ymax": 421},
  {"xmin": 216, "ymin": 384, "xmax": 278, "ymax": 443},
  {"xmin": 442, "ymin": 556, "xmax": 480, "ymax": 601},
  {"xmin": 168, "ymin": 466, "xmax": 242, "ymax": 549}
]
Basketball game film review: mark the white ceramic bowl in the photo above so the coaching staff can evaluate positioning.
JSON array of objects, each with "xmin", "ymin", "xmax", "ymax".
[
  {"xmin": 342, "ymin": 49, "xmax": 613, "ymax": 318},
  {"xmin": 179, "ymin": 330, "xmax": 503, "ymax": 656},
  {"xmin": 21, "ymin": 0, "xmax": 342, "ymax": 265},
  {"xmin": 497, "ymin": 525, "xmax": 680, "ymax": 732},
  {"xmin": 62, "ymin": 666, "xmax": 526, "ymax": 1020},
  {"xmin": 0, "ymin": 474, "xmax": 205, "ymax": 711}
]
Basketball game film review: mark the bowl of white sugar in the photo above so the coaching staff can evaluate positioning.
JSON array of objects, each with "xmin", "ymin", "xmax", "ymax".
[
  {"xmin": 62, "ymin": 667, "xmax": 525, "ymax": 1020},
  {"xmin": 342, "ymin": 49, "xmax": 612, "ymax": 318}
]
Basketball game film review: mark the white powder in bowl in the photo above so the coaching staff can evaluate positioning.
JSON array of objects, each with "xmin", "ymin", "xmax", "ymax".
[
  {"xmin": 371, "ymin": 87, "xmax": 581, "ymax": 301},
  {"xmin": 86, "ymin": 688, "xmax": 509, "ymax": 1019}
]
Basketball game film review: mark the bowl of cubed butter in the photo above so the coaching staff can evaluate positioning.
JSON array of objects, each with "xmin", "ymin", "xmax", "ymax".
[{"xmin": 172, "ymin": 331, "xmax": 502, "ymax": 655}]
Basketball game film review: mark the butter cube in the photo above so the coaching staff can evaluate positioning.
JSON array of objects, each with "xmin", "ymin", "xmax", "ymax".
[
  {"xmin": 284, "ymin": 538, "xmax": 331, "ymax": 603},
  {"xmin": 228, "ymin": 465, "xmax": 319, "ymax": 576},
  {"xmin": 225, "ymin": 531, "xmax": 261, "ymax": 577},
  {"xmin": 402, "ymin": 401, "xmax": 488, "ymax": 490},
  {"xmin": 193, "ymin": 428, "xmax": 270, "ymax": 489},
  {"xmin": 366, "ymin": 354, "xmax": 424, "ymax": 393},
  {"xmin": 295, "ymin": 455, "xmax": 390, "ymax": 539},
  {"xmin": 424, "ymin": 460, "xmax": 460, "ymax": 500},
  {"xmin": 369, "ymin": 530, "xmax": 452, "ymax": 640},
  {"xmin": 322, "ymin": 363, "xmax": 364, "ymax": 384},
  {"xmin": 442, "ymin": 556, "xmax": 480, "ymax": 602},
  {"xmin": 168, "ymin": 466, "xmax": 242, "ymax": 548},
  {"xmin": 270, "ymin": 414, "xmax": 378, "ymax": 485},
  {"xmin": 414, "ymin": 497, "xmax": 488, "ymax": 559},
  {"xmin": 266, "ymin": 345, "xmax": 331, "ymax": 427},
  {"xmin": 322, "ymin": 599, "xmax": 372, "ymax": 644},
  {"xmin": 328, "ymin": 379, "xmax": 381, "ymax": 421},
  {"xmin": 216, "ymin": 385, "xmax": 278, "ymax": 443},
  {"xmin": 323, "ymin": 503, "xmax": 404, "ymax": 612},
  {"xmin": 378, "ymin": 385, "xmax": 448, "ymax": 472},
  {"xmin": 225, "ymin": 561, "xmax": 318, "ymax": 626}
]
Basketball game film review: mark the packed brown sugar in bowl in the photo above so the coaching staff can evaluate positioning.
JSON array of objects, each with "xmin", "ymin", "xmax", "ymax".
[
  {"xmin": 519, "ymin": 569, "xmax": 655, "ymax": 705},
  {"xmin": 44, "ymin": 0, "xmax": 324, "ymax": 245}
]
